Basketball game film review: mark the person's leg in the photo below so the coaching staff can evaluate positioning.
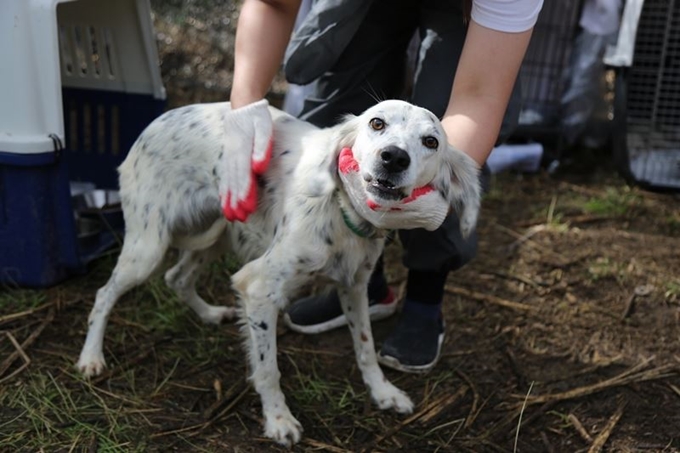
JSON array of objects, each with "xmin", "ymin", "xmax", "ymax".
[
  {"xmin": 378, "ymin": 0, "xmax": 521, "ymax": 373},
  {"xmin": 377, "ymin": 0, "xmax": 469, "ymax": 373},
  {"xmin": 283, "ymin": 0, "xmax": 418, "ymax": 331}
]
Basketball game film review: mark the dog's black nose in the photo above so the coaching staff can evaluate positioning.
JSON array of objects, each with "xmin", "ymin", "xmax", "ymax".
[{"xmin": 380, "ymin": 146, "xmax": 410, "ymax": 173}]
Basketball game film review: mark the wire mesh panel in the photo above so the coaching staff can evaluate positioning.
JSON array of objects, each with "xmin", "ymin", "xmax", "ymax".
[
  {"xmin": 517, "ymin": 0, "xmax": 583, "ymax": 131},
  {"xmin": 622, "ymin": 0, "xmax": 680, "ymax": 190}
]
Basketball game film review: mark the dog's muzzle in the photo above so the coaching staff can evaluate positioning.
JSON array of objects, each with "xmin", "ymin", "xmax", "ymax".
[
  {"xmin": 366, "ymin": 146, "xmax": 410, "ymax": 201},
  {"xmin": 338, "ymin": 147, "xmax": 449, "ymax": 231}
]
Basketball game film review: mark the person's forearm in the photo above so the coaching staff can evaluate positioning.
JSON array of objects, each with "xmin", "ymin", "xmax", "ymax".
[
  {"xmin": 230, "ymin": 0, "xmax": 301, "ymax": 108},
  {"xmin": 441, "ymin": 21, "xmax": 534, "ymax": 167}
]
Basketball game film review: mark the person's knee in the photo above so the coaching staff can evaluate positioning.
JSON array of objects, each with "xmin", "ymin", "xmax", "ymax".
[{"xmin": 399, "ymin": 216, "xmax": 479, "ymax": 273}]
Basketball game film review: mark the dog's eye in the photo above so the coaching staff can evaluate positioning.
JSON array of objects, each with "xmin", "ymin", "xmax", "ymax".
[
  {"xmin": 369, "ymin": 118, "xmax": 385, "ymax": 131},
  {"xmin": 422, "ymin": 136, "xmax": 439, "ymax": 149}
]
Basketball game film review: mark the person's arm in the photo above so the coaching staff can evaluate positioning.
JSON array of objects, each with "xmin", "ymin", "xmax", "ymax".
[
  {"xmin": 441, "ymin": 20, "xmax": 534, "ymax": 166},
  {"xmin": 230, "ymin": 0, "xmax": 302, "ymax": 108},
  {"xmin": 217, "ymin": 0, "xmax": 300, "ymax": 221}
]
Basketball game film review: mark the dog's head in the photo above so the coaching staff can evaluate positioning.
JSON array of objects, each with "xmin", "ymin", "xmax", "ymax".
[{"xmin": 321, "ymin": 100, "xmax": 481, "ymax": 236}]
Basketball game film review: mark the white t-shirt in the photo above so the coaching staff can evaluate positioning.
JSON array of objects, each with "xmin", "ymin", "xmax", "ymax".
[{"xmin": 472, "ymin": 0, "xmax": 544, "ymax": 33}]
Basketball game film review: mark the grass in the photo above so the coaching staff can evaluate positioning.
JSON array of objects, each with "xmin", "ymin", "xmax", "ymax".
[
  {"xmin": 667, "ymin": 212, "xmax": 680, "ymax": 234},
  {"xmin": 664, "ymin": 280, "xmax": 680, "ymax": 303},
  {"xmin": 582, "ymin": 187, "xmax": 641, "ymax": 217},
  {"xmin": 0, "ymin": 371, "xmax": 147, "ymax": 452},
  {"xmin": 288, "ymin": 358, "xmax": 360, "ymax": 413},
  {"xmin": 0, "ymin": 289, "xmax": 46, "ymax": 313},
  {"xmin": 586, "ymin": 257, "xmax": 629, "ymax": 284},
  {"xmin": 0, "ymin": 247, "xmax": 249, "ymax": 452}
]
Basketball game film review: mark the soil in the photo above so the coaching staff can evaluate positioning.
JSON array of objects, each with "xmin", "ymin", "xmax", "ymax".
[{"xmin": 1, "ymin": 2, "xmax": 680, "ymax": 452}]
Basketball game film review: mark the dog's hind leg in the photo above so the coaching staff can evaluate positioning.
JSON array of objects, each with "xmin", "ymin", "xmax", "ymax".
[
  {"xmin": 231, "ymin": 259, "xmax": 303, "ymax": 446},
  {"xmin": 338, "ymin": 281, "xmax": 414, "ymax": 414},
  {"xmin": 77, "ymin": 234, "xmax": 168, "ymax": 377},
  {"xmin": 164, "ymin": 245, "xmax": 236, "ymax": 324}
]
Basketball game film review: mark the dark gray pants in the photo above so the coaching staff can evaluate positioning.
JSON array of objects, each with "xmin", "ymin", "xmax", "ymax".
[{"xmin": 292, "ymin": 0, "xmax": 521, "ymax": 273}]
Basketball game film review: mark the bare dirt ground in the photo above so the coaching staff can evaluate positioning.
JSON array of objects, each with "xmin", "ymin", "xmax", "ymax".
[{"xmin": 1, "ymin": 2, "xmax": 680, "ymax": 452}]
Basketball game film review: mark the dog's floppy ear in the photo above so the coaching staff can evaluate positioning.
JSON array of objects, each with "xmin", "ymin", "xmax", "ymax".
[
  {"xmin": 433, "ymin": 145, "xmax": 482, "ymax": 238},
  {"xmin": 302, "ymin": 113, "xmax": 360, "ymax": 198}
]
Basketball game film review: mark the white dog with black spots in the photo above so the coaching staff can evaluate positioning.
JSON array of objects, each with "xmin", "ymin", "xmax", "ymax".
[{"xmin": 76, "ymin": 99, "xmax": 481, "ymax": 446}]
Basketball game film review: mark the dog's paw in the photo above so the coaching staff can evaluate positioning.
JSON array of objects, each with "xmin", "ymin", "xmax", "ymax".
[
  {"xmin": 264, "ymin": 409, "xmax": 303, "ymax": 446},
  {"xmin": 372, "ymin": 382, "xmax": 414, "ymax": 414},
  {"xmin": 76, "ymin": 350, "xmax": 107, "ymax": 377},
  {"xmin": 199, "ymin": 305, "xmax": 236, "ymax": 325}
]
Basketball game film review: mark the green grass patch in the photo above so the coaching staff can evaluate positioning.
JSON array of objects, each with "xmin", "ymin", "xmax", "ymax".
[
  {"xmin": 0, "ymin": 289, "xmax": 46, "ymax": 313},
  {"xmin": 0, "ymin": 372, "xmax": 148, "ymax": 452},
  {"xmin": 582, "ymin": 187, "xmax": 641, "ymax": 216},
  {"xmin": 587, "ymin": 257, "xmax": 629, "ymax": 284}
]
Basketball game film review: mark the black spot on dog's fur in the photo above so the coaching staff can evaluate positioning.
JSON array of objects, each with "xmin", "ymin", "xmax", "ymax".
[{"xmin": 332, "ymin": 252, "xmax": 343, "ymax": 269}]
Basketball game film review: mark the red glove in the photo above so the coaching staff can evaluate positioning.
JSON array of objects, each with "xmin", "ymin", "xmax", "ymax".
[{"xmin": 219, "ymin": 100, "xmax": 273, "ymax": 222}]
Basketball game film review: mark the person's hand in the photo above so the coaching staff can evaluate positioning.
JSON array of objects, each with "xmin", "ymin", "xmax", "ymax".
[{"xmin": 219, "ymin": 99, "xmax": 273, "ymax": 222}]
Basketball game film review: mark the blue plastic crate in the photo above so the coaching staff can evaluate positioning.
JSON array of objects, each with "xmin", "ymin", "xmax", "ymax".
[
  {"xmin": 0, "ymin": 152, "xmax": 81, "ymax": 286},
  {"xmin": 0, "ymin": 89, "xmax": 164, "ymax": 287},
  {"xmin": 0, "ymin": 0, "xmax": 166, "ymax": 287}
]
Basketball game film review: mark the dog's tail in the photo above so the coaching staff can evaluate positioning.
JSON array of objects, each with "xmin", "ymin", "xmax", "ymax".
[{"xmin": 173, "ymin": 218, "xmax": 228, "ymax": 251}]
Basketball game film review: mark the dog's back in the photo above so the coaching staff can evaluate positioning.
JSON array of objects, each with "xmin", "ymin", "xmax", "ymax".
[{"xmin": 117, "ymin": 102, "xmax": 317, "ymax": 258}]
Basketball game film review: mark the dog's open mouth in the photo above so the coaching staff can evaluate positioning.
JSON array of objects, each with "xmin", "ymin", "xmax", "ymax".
[{"xmin": 367, "ymin": 178, "xmax": 405, "ymax": 201}]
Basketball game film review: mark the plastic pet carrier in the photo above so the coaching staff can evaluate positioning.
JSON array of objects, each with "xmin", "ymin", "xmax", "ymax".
[
  {"xmin": 0, "ymin": 0, "xmax": 165, "ymax": 287},
  {"xmin": 610, "ymin": 0, "xmax": 680, "ymax": 192}
]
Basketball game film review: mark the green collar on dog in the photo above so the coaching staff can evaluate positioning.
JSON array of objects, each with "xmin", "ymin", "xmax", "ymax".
[
  {"xmin": 335, "ymin": 190, "xmax": 380, "ymax": 239},
  {"xmin": 339, "ymin": 205, "xmax": 378, "ymax": 239}
]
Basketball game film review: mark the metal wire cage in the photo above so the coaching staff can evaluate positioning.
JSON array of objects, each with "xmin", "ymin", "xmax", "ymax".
[
  {"xmin": 516, "ymin": 0, "xmax": 583, "ymax": 137},
  {"xmin": 613, "ymin": 0, "xmax": 680, "ymax": 191}
]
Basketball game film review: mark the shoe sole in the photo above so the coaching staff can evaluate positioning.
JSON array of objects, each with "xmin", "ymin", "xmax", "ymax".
[
  {"xmin": 377, "ymin": 330, "xmax": 445, "ymax": 374},
  {"xmin": 283, "ymin": 299, "xmax": 398, "ymax": 335}
]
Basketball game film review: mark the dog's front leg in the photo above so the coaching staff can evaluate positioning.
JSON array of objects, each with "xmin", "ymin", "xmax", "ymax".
[
  {"xmin": 338, "ymin": 283, "xmax": 414, "ymax": 414},
  {"xmin": 232, "ymin": 262, "xmax": 302, "ymax": 446}
]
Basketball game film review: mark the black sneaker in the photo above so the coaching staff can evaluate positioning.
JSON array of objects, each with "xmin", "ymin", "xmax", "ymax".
[
  {"xmin": 378, "ymin": 311, "xmax": 445, "ymax": 374},
  {"xmin": 283, "ymin": 287, "xmax": 397, "ymax": 334}
]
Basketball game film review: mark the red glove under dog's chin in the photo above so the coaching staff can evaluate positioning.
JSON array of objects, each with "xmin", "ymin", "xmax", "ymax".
[{"xmin": 338, "ymin": 147, "xmax": 450, "ymax": 231}]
